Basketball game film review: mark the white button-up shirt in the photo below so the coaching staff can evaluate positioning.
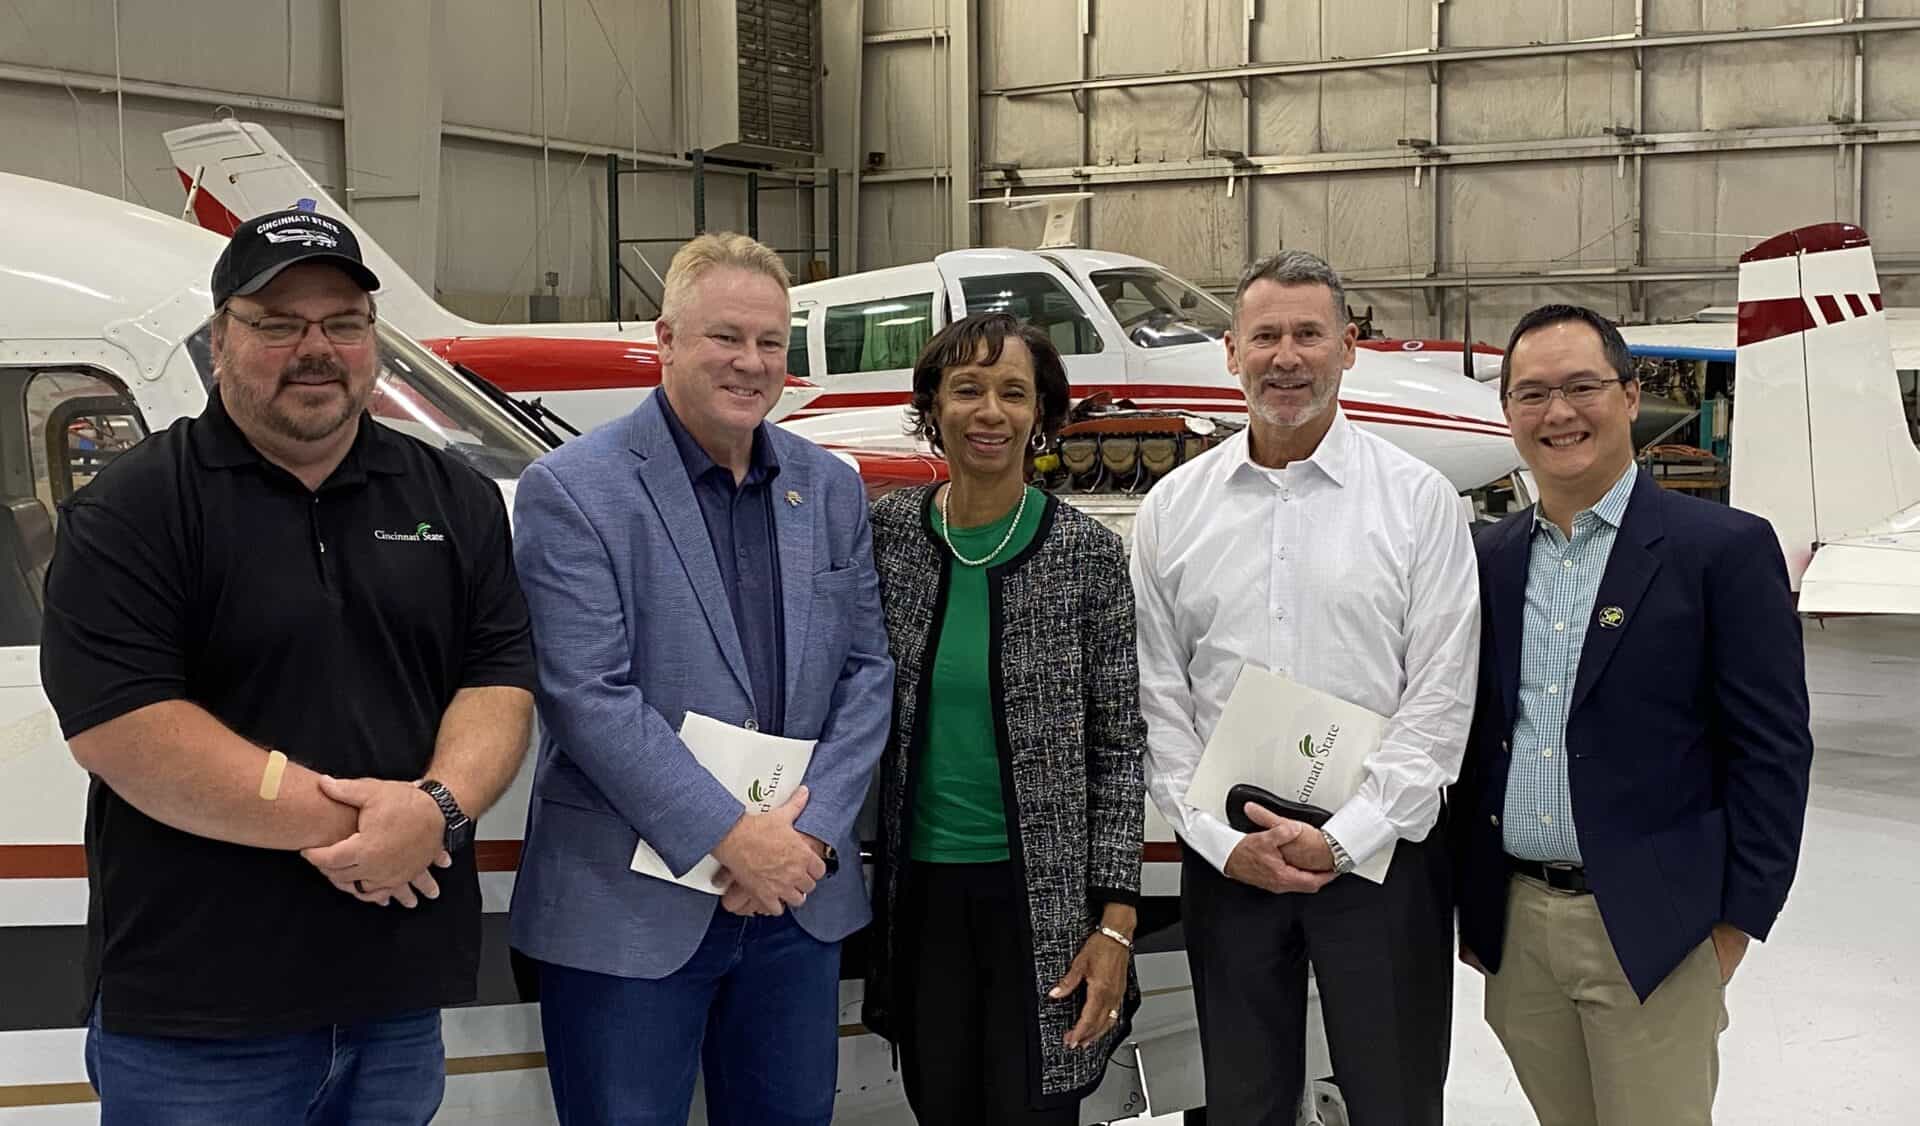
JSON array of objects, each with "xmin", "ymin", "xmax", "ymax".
[{"xmin": 1130, "ymin": 410, "xmax": 1482, "ymax": 873}]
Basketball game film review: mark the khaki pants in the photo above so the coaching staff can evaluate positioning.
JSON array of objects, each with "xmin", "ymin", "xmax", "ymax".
[{"xmin": 1484, "ymin": 874, "xmax": 1729, "ymax": 1126}]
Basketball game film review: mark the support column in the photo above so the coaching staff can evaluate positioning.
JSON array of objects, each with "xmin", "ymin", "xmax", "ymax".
[
  {"xmin": 945, "ymin": 0, "xmax": 978, "ymax": 250},
  {"xmin": 340, "ymin": 0, "xmax": 445, "ymax": 293},
  {"xmin": 1630, "ymin": 0, "xmax": 1647, "ymax": 323},
  {"xmin": 821, "ymin": 0, "xmax": 861, "ymax": 272}
]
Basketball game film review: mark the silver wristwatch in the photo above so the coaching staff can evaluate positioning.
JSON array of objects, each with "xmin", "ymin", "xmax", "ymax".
[{"xmin": 1323, "ymin": 830, "xmax": 1356, "ymax": 876}]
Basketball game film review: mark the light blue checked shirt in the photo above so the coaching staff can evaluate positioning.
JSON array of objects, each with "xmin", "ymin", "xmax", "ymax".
[{"xmin": 1502, "ymin": 463, "xmax": 1640, "ymax": 863}]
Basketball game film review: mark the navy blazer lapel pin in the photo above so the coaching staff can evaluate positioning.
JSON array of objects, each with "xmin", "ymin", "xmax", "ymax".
[
  {"xmin": 1597, "ymin": 605, "xmax": 1626, "ymax": 629},
  {"xmin": 785, "ymin": 490, "xmax": 803, "ymax": 507}
]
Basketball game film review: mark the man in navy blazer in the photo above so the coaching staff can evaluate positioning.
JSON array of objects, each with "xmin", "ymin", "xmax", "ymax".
[
  {"xmin": 507, "ymin": 232, "xmax": 893, "ymax": 1126},
  {"xmin": 1452, "ymin": 304, "xmax": 1813, "ymax": 1126}
]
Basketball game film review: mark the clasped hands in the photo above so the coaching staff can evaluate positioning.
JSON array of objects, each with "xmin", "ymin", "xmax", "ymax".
[
  {"xmin": 302, "ymin": 776, "xmax": 450, "ymax": 908},
  {"xmin": 1223, "ymin": 801, "xmax": 1339, "ymax": 894},
  {"xmin": 714, "ymin": 785, "xmax": 830, "ymax": 917}
]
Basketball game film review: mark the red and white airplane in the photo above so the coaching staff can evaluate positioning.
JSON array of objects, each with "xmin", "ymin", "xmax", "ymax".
[
  {"xmin": 0, "ymin": 168, "xmax": 1343, "ymax": 1125},
  {"xmin": 1358, "ymin": 337, "xmax": 1504, "ymax": 381},
  {"xmin": 164, "ymin": 120, "xmax": 1521, "ymax": 494},
  {"xmin": 1730, "ymin": 223, "xmax": 1920, "ymax": 615}
]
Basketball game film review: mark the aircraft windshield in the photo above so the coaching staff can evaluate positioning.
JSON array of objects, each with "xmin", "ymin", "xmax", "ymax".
[
  {"xmin": 1089, "ymin": 267, "xmax": 1232, "ymax": 348},
  {"xmin": 186, "ymin": 321, "xmax": 548, "ymax": 480}
]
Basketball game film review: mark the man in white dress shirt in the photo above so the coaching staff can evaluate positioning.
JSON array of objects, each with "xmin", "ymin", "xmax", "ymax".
[{"xmin": 1130, "ymin": 249, "xmax": 1481, "ymax": 1126}]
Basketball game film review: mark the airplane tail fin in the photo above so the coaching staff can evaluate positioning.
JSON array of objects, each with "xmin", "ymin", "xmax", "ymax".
[
  {"xmin": 1730, "ymin": 222, "xmax": 1920, "ymax": 588},
  {"xmin": 162, "ymin": 120, "xmax": 466, "ymax": 337},
  {"xmin": 163, "ymin": 120, "xmax": 343, "ymax": 235}
]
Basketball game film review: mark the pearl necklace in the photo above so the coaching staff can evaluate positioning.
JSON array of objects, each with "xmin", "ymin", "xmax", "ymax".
[{"xmin": 940, "ymin": 484, "xmax": 1028, "ymax": 567}]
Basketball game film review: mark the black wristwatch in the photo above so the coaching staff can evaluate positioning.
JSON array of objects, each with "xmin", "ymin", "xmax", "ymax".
[{"xmin": 418, "ymin": 779, "xmax": 474, "ymax": 853}]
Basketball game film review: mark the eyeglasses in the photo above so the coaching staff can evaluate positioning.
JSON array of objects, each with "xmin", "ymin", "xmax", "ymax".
[
  {"xmin": 223, "ymin": 308, "xmax": 375, "ymax": 347},
  {"xmin": 1502, "ymin": 376, "xmax": 1626, "ymax": 410}
]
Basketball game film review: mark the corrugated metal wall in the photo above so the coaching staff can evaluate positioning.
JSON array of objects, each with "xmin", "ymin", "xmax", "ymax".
[
  {"xmin": 861, "ymin": 0, "xmax": 1920, "ymax": 342},
  {"xmin": 6, "ymin": 1, "xmax": 1920, "ymax": 340},
  {"xmin": 0, "ymin": 0, "xmax": 814, "ymax": 323}
]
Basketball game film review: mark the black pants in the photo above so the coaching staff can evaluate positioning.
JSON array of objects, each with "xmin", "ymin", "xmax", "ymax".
[
  {"xmin": 899, "ymin": 861, "xmax": 1078, "ymax": 1126},
  {"xmin": 1182, "ymin": 833, "xmax": 1453, "ymax": 1126}
]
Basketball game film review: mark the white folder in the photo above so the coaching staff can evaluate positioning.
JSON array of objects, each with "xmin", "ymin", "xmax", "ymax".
[
  {"xmin": 629, "ymin": 711, "xmax": 818, "ymax": 894},
  {"xmin": 1185, "ymin": 665, "xmax": 1395, "ymax": 884}
]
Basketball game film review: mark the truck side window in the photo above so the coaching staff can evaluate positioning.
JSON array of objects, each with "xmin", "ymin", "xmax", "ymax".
[
  {"xmin": 959, "ymin": 273, "xmax": 1105, "ymax": 356},
  {"xmin": 824, "ymin": 294, "xmax": 936, "ymax": 375}
]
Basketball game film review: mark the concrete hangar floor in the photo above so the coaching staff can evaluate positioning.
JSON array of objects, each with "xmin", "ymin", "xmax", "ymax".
[{"xmin": 1149, "ymin": 615, "xmax": 1920, "ymax": 1126}]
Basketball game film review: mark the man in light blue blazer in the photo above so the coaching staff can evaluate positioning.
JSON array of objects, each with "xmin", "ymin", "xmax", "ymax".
[{"xmin": 508, "ymin": 232, "xmax": 893, "ymax": 1126}]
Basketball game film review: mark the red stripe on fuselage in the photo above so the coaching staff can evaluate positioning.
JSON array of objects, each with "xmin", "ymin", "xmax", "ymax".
[
  {"xmin": 793, "ymin": 385, "xmax": 1505, "ymax": 431},
  {"xmin": 428, "ymin": 338, "xmax": 665, "ymax": 392},
  {"xmin": 1816, "ymin": 294, "xmax": 1845, "ymax": 325},
  {"xmin": 0, "ymin": 838, "xmax": 1182, "ymax": 878},
  {"xmin": 1343, "ymin": 413, "xmax": 1511, "ymax": 439},
  {"xmin": 0, "ymin": 841, "xmax": 527, "ymax": 879}
]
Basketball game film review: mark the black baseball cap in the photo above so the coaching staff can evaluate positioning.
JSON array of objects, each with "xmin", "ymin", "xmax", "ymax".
[{"xmin": 210, "ymin": 208, "xmax": 381, "ymax": 307}]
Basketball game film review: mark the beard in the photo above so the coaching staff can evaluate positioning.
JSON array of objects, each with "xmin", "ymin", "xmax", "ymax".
[
  {"xmin": 222, "ymin": 351, "xmax": 368, "ymax": 443},
  {"xmin": 1243, "ymin": 367, "xmax": 1340, "ymax": 430}
]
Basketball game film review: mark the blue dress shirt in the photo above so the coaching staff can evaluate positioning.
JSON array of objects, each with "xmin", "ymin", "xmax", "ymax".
[
  {"xmin": 658, "ymin": 392, "xmax": 787, "ymax": 736},
  {"xmin": 1502, "ymin": 463, "xmax": 1640, "ymax": 863}
]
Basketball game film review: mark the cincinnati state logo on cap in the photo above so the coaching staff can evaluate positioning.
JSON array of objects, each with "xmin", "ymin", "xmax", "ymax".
[{"xmin": 254, "ymin": 211, "xmax": 345, "ymax": 249}]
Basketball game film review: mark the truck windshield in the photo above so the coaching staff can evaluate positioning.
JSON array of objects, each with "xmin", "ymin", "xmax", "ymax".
[
  {"xmin": 186, "ymin": 321, "xmax": 548, "ymax": 480},
  {"xmin": 1088, "ymin": 267, "xmax": 1232, "ymax": 348}
]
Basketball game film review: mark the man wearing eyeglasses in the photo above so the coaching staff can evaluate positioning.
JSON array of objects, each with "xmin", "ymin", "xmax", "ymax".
[
  {"xmin": 40, "ymin": 209, "xmax": 536, "ymax": 1123},
  {"xmin": 1451, "ymin": 304, "xmax": 1813, "ymax": 1125}
]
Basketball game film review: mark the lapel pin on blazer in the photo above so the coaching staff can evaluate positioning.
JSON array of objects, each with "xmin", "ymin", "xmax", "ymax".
[
  {"xmin": 1597, "ymin": 605, "xmax": 1626, "ymax": 629},
  {"xmin": 785, "ymin": 490, "xmax": 803, "ymax": 507}
]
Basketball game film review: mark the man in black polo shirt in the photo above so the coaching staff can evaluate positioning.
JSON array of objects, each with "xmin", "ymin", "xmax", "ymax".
[{"xmin": 40, "ymin": 210, "xmax": 536, "ymax": 1125}]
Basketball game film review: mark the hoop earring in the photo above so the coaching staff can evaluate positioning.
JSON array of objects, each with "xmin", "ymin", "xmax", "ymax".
[
  {"xmin": 926, "ymin": 423, "xmax": 940, "ymax": 446},
  {"xmin": 1029, "ymin": 430, "xmax": 1047, "ymax": 453}
]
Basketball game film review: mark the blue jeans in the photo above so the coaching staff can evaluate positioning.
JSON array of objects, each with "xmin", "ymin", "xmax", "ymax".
[
  {"xmin": 84, "ymin": 1003, "xmax": 444, "ymax": 1126},
  {"xmin": 535, "ymin": 911, "xmax": 841, "ymax": 1126}
]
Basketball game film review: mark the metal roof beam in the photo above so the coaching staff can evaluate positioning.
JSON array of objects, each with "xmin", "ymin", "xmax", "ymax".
[
  {"xmin": 976, "ymin": 121, "xmax": 1920, "ymax": 189},
  {"xmin": 984, "ymin": 17, "xmax": 1920, "ymax": 98}
]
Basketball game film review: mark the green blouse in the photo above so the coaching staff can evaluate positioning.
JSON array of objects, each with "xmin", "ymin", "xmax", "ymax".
[{"xmin": 910, "ymin": 486, "xmax": 1046, "ymax": 863}]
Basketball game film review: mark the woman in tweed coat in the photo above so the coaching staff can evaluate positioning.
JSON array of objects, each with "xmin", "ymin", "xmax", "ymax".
[{"xmin": 861, "ymin": 313, "xmax": 1148, "ymax": 1124}]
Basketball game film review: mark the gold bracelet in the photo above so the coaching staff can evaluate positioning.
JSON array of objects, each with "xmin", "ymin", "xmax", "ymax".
[
  {"xmin": 1095, "ymin": 924, "xmax": 1134, "ymax": 951},
  {"xmin": 258, "ymin": 750, "xmax": 288, "ymax": 801}
]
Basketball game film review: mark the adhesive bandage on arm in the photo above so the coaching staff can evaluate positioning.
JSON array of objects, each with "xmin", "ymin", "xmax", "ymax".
[{"xmin": 258, "ymin": 750, "xmax": 289, "ymax": 801}]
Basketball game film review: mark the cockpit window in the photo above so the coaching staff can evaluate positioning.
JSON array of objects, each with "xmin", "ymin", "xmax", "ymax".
[
  {"xmin": 959, "ymin": 273, "xmax": 1105, "ymax": 356},
  {"xmin": 1088, "ymin": 267, "xmax": 1232, "ymax": 348},
  {"xmin": 186, "ymin": 321, "xmax": 547, "ymax": 480}
]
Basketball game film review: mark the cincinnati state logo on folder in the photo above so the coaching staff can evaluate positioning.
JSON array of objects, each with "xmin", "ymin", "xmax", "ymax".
[
  {"xmin": 747, "ymin": 766, "xmax": 788, "ymax": 813},
  {"xmin": 1297, "ymin": 725, "xmax": 1342, "ymax": 803}
]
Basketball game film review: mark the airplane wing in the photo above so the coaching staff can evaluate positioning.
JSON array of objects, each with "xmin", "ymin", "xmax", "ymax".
[
  {"xmin": 1619, "ymin": 321, "xmax": 1734, "ymax": 363},
  {"xmin": 1627, "ymin": 343, "xmax": 1733, "ymax": 363},
  {"xmin": 1797, "ymin": 525, "xmax": 1920, "ymax": 615}
]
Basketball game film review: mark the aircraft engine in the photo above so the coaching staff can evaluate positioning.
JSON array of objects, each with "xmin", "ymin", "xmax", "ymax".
[{"xmin": 1036, "ymin": 393, "xmax": 1245, "ymax": 494}]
